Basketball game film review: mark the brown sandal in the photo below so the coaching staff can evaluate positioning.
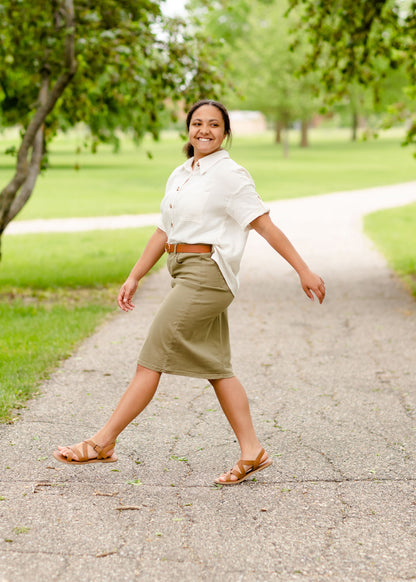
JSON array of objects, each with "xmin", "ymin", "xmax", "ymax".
[
  {"xmin": 214, "ymin": 448, "xmax": 272, "ymax": 485},
  {"xmin": 53, "ymin": 439, "xmax": 117, "ymax": 465}
]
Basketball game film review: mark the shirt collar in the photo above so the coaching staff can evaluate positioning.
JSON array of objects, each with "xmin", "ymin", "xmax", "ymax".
[{"xmin": 183, "ymin": 149, "xmax": 230, "ymax": 175}]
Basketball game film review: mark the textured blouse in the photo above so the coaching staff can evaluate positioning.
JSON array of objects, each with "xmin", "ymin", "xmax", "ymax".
[{"xmin": 158, "ymin": 149, "xmax": 269, "ymax": 295}]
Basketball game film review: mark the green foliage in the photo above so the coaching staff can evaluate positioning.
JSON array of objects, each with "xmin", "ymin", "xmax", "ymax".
[
  {"xmin": 187, "ymin": 0, "xmax": 323, "ymax": 149},
  {"xmin": 0, "ymin": 0, "xmax": 224, "ymax": 147},
  {"xmin": 288, "ymin": 0, "xmax": 416, "ymax": 148},
  {"xmin": 187, "ymin": 0, "xmax": 253, "ymax": 43},
  {"xmin": 229, "ymin": 0, "xmax": 321, "ymax": 124},
  {"xmin": 364, "ymin": 202, "xmax": 416, "ymax": 297},
  {"xmin": 0, "ymin": 0, "xmax": 227, "ymax": 244}
]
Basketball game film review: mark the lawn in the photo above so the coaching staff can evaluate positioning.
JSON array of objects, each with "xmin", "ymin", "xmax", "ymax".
[
  {"xmin": 364, "ymin": 202, "xmax": 416, "ymax": 298},
  {"xmin": 0, "ymin": 227, "xmax": 160, "ymax": 421},
  {"xmin": 0, "ymin": 128, "xmax": 415, "ymax": 422},
  {"xmin": 0, "ymin": 128, "xmax": 415, "ymax": 220}
]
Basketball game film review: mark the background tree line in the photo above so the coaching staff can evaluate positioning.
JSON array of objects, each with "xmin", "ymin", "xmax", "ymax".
[{"xmin": 187, "ymin": 0, "xmax": 414, "ymax": 149}]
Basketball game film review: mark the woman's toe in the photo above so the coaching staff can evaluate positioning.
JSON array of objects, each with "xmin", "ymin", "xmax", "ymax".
[
  {"xmin": 216, "ymin": 470, "xmax": 238, "ymax": 483},
  {"xmin": 57, "ymin": 444, "xmax": 79, "ymax": 461}
]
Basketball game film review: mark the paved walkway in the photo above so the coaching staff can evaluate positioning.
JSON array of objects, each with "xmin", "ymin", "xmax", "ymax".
[
  {"xmin": 1, "ymin": 182, "xmax": 416, "ymax": 581},
  {"xmin": 6, "ymin": 213, "xmax": 161, "ymax": 235}
]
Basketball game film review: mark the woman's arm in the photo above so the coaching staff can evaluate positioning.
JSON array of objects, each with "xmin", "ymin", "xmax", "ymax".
[
  {"xmin": 250, "ymin": 213, "xmax": 325, "ymax": 304},
  {"xmin": 117, "ymin": 227, "xmax": 167, "ymax": 312}
]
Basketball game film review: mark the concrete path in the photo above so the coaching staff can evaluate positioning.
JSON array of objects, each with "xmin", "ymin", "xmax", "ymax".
[
  {"xmin": 6, "ymin": 213, "xmax": 161, "ymax": 235},
  {"xmin": 1, "ymin": 182, "xmax": 416, "ymax": 581}
]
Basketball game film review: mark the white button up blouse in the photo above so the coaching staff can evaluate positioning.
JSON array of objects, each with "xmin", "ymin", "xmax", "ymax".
[{"xmin": 158, "ymin": 149, "xmax": 269, "ymax": 296}]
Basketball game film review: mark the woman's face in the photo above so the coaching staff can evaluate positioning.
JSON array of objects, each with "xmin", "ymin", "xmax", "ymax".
[{"xmin": 188, "ymin": 105, "xmax": 226, "ymax": 161}]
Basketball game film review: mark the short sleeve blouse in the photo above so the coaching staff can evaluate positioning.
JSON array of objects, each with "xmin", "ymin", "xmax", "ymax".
[{"xmin": 158, "ymin": 149, "xmax": 269, "ymax": 295}]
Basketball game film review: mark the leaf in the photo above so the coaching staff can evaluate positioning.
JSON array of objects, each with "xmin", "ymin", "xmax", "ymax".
[
  {"xmin": 14, "ymin": 526, "xmax": 30, "ymax": 534},
  {"xmin": 126, "ymin": 479, "xmax": 142, "ymax": 486}
]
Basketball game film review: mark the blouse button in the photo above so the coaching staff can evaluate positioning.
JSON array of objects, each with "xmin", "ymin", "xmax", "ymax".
[
  {"xmin": 169, "ymin": 204, "xmax": 173, "ymax": 208},
  {"xmin": 176, "ymin": 186, "xmax": 180, "ymax": 191}
]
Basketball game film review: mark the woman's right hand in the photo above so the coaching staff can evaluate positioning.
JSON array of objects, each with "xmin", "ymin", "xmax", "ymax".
[{"xmin": 117, "ymin": 277, "xmax": 139, "ymax": 312}]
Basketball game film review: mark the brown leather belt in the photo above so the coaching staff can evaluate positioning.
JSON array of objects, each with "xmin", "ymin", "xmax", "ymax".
[{"xmin": 165, "ymin": 243, "xmax": 212, "ymax": 254}]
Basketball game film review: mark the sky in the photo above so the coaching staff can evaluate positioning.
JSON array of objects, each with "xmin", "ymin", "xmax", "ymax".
[{"xmin": 161, "ymin": 0, "xmax": 187, "ymax": 17}]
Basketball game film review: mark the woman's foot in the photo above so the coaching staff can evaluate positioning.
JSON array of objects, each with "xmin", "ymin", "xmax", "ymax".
[
  {"xmin": 214, "ymin": 448, "xmax": 272, "ymax": 485},
  {"xmin": 53, "ymin": 439, "xmax": 117, "ymax": 465}
]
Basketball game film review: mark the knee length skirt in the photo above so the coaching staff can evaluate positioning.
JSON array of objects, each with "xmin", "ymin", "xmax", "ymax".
[{"xmin": 137, "ymin": 252, "xmax": 234, "ymax": 379}]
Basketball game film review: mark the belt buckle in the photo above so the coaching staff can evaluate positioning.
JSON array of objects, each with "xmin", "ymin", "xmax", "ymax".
[{"xmin": 165, "ymin": 243, "xmax": 178, "ymax": 254}]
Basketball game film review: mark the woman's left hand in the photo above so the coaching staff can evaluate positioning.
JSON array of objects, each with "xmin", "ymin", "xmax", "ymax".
[{"xmin": 299, "ymin": 270, "xmax": 326, "ymax": 304}]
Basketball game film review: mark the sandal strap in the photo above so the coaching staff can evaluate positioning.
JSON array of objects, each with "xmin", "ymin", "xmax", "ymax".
[
  {"xmin": 61, "ymin": 440, "xmax": 115, "ymax": 462},
  {"xmin": 216, "ymin": 448, "xmax": 266, "ymax": 483},
  {"xmin": 239, "ymin": 447, "xmax": 266, "ymax": 472},
  {"xmin": 65, "ymin": 442, "xmax": 88, "ymax": 462},
  {"xmin": 85, "ymin": 439, "xmax": 115, "ymax": 460},
  {"xmin": 225, "ymin": 448, "xmax": 267, "ymax": 482}
]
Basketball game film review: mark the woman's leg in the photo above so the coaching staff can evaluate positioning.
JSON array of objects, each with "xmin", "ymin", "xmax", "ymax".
[
  {"xmin": 57, "ymin": 365, "xmax": 161, "ymax": 461},
  {"xmin": 209, "ymin": 376, "xmax": 269, "ymax": 481}
]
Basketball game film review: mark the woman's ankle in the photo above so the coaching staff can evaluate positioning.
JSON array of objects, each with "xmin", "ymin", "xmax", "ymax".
[
  {"xmin": 240, "ymin": 443, "xmax": 265, "ymax": 460},
  {"xmin": 91, "ymin": 430, "xmax": 117, "ymax": 448}
]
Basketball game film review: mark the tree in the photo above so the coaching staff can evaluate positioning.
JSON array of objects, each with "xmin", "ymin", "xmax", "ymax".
[
  {"xmin": 231, "ymin": 0, "xmax": 322, "ymax": 151},
  {"xmin": 0, "ymin": 0, "xmax": 224, "ymax": 256},
  {"xmin": 287, "ymin": 0, "xmax": 416, "ymax": 150},
  {"xmin": 187, "ymin": 0, "xmax": 322, "ymax": 152}
]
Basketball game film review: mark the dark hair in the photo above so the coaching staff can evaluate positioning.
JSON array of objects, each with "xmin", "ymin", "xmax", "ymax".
[{"xmin": 183, "ymin": 100, "xmax": 232, "ymax": 158}]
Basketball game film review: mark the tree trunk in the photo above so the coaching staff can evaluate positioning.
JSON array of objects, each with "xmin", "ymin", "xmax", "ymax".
[
  {"xmin": 282, "ymin": 126, "xmax": 290, "ymax": 158},
  {"xmin": 0, "ymin": 0, "xmax": 77, "ymax": 259},
  {"xmin": 275, "ymin": 120, "xmax": 283, "ymax": 144},
  {"xmin": 5, "ymin": 73, "xmax": 48, "ymax": 225},
  {"xmin": 351, "ymin": 109, "xmax": 359, "ymax": 141},
  {"xmin": 300, "ymin": 120, "xmax": 309, "ymax": 147}
]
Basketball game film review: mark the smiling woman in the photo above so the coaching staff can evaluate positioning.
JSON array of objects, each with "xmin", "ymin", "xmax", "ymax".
[{"xmin": 54, "ymin": 99, "xmax": 325, "ymax": 486}]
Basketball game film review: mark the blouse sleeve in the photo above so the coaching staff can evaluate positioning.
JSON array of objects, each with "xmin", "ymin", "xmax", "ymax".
[
  {"xmin": 157, "ymin": 218, "xmax": 166, "ymax": 232},
  {"xmin": 225, "ymin": 167, "xmax": 269, "ymax": 230}
]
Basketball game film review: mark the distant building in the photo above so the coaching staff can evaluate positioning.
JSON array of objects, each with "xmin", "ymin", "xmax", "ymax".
[{"xmin": 229, "ymin": 111, "xmax": 267, "ymax": 135}]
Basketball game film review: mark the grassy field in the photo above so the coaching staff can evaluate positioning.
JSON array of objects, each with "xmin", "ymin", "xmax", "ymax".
[
  {"xmin": 0, "ymin": 227, "xmax": 159, "ymax": 421},
  {"xmin": 364, "ymin": 202, "xmax": 416, "ymax": 298},
  {"xmin": 0, "ymin": 128, "xmax": 415, "ymax": 220},
  {"xmin": 1, "ymin": 128, "xmax": 415, "ymax": 422}
]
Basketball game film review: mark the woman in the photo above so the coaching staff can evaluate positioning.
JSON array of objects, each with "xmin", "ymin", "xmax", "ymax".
[{"xmin": 54, "ymin": 100, "xmax": 325, "ymax": 485}]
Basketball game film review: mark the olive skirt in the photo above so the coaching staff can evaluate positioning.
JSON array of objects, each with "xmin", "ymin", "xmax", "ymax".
[{"xmin": 137, "ymin": 253, "xmax": 234, "ymax": 379}]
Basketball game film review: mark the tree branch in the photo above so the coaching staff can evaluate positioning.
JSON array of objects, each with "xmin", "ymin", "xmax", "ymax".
[
  {"xmin": 5, "ymin": 71, "xmax": 49, "ymax": 224},
  {"xmin": 0, "ymin": 0, "xmax": 77, "ymax": 236}
]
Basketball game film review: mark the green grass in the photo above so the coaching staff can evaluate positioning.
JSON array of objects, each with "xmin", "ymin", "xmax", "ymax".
[
  {"xmin": 364, "ymin": 202, "xmax": 416, "ymax": 297},
  {"xmin": 0, "ymin": 301, "xmax": 111, "ymax": 421},
  {"xmin": 0, "ymin": 128, "xmax": 415, "ymax": 220},
  {"xmin": 0, "ymin": 227, "xmax": 156, "ymax": 288},
  {"xmin": 0, "ymin": 227, "xmax": 161, "ymax": 422}
]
